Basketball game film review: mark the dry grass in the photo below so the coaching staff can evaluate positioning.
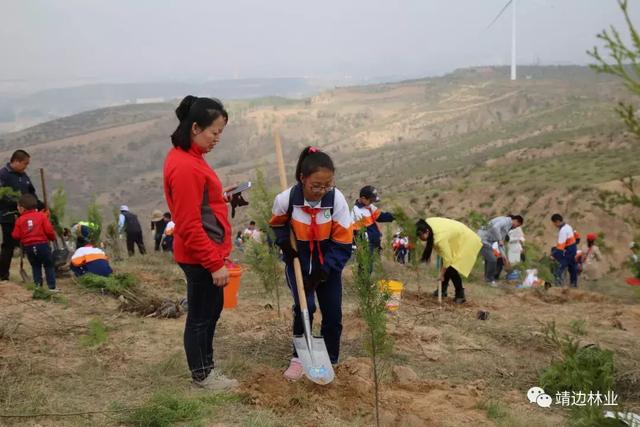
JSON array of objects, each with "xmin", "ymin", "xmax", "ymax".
[{"xmin": 1, "ymin": 252, "xmax": 640, "ymax": 426}]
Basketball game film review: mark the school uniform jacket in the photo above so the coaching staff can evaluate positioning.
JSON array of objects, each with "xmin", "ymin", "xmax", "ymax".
[
  {"xmin": 351, "ymin": 202, "xmax": 394, "ymax": 246},
  {"xmin": 70, "ymin": 245, "xmax": 113, "ymax": 277},
  {"xmin": 556, "ymin": 224, "xmax": 577, "ymax": 251},
  {"xmin": 269, "ymin": 184, "xmax": 353, "ymax": 276}
]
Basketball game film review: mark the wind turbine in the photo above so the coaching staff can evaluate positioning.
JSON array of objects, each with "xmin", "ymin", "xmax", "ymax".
[{"xmin": 488, "ymin": 0, "xmax": 517, "ymax": 80}]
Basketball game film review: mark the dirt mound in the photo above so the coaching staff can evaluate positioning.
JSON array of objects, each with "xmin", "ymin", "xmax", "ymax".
[
  {"xmin": 241, "ymin": 357, "xmax": 490, "ymax": 426},
  {"xmin": 526, "ymin": 287, "xmax": 612, "ymax": 304}
]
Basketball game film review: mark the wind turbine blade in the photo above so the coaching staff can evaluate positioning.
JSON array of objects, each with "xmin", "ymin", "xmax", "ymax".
[{"xmin": 487, "ymin": 0, "xmax": 513, "ymax": 29}]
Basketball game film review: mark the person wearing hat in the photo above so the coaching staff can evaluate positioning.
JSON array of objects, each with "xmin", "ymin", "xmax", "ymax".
[
  {"xmin": 579, "ymin": 233, "xmax": 603, "ymax": 281},
  {"xmin": 351, "ymin": 185, "xmax": 394, "ymax": 256},
  {"xmin": 151, "ymin": 209, "xmax": 168, "ymax": 252},
  {"xmin": 416, "ymin": 217, "xmax": 482, "ymax": 304},
  {"xmin": 118, "ymin": 205, "xmax": 146, "ymax": 256}
]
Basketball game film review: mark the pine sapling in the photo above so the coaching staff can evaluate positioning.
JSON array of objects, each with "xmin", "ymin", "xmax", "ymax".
[
  {"xmin": 243, "ymin": 170, "xmax": 283, "ymax": 315},
  {"xmin": 86, "ymin": 196, "xmax": 103, "ymax": 246},
  {"xmin": 352, "ymin": 232, "xmax": 393, "ymax": 427}
]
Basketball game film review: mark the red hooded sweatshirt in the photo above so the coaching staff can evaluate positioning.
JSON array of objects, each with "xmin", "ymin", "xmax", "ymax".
[
  {"xmin": 163, "ymin": 144, "xmax": 231, "ymax": 272},
  {"xmin": 12, "ymin": 209, "xmax": 56, "ymax": 246}
]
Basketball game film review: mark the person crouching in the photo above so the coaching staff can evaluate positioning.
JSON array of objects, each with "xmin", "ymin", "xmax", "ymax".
[{"xmin": 70, "ymin": 235, "xmax": 113, "ymax": 277}]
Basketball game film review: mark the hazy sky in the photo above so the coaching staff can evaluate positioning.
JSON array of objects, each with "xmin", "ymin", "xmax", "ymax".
[{"xmin": 1, "ymin": 0, "xmax": 638, "ymax": 89}]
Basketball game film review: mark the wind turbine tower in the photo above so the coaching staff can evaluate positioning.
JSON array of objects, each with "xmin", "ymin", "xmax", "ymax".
[{"xmin": 488, "ymin": 0, "xmax": 517, "ymax": 81}]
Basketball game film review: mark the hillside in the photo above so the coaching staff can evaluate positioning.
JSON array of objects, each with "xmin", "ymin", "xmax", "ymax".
[
  {"xmin": 1, "ymin": 65, "xmax": 640, "ymax": 426},
  {"xmin": 0, "ymin": 65, "xmax": 638, "ymax": 269}
]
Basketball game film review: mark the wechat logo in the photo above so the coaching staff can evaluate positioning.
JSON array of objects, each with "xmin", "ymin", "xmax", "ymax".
[{"xmin": 527, "ymin": 387, "xmax": 552, "ymax": 408}]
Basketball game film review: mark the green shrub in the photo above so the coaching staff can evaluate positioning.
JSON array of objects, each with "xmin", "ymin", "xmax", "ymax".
[
  {"xmin": 541, "ymin": 321, "xmax": 617, "ymax": 425},
  {"xmin": 118, "ymin": 391, "xmax": 239, "ymax": 427},
  {"xmin": 569, "ymin": 319, "xmax": 587, "ymax": 336},
  {"xmin": 80, "ymin": 318, "xmax": 108, "ymax": 348},
  {"xmin": 78, "ymin": 272, "xmax": 137, "ymax": 296},
  {"xmin": 30, "ymin": 285, "xmax": 66, "ymax": 304},
  {"xmin": 474, "ymin": 399, "xmax": 508, "ymax": 422},
  {"xmin": 541, "ymin": 322, "xmax": 615, "ymax": 396}
]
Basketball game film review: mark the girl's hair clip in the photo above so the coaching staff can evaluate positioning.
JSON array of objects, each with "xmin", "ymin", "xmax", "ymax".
[{"xmin": 309, "ymin": 146, "xmax": 321, "ymax": 153}]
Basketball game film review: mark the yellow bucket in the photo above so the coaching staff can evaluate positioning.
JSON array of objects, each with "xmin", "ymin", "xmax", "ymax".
[{"xmin": 377, "ymin": 280, "xmax": 404, "ymax": 312}]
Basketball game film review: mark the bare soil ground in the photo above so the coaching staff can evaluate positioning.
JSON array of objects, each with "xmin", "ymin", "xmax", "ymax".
[{"xmin": 1, "ymin": 253, "xmax": 639, "ymax": 426}]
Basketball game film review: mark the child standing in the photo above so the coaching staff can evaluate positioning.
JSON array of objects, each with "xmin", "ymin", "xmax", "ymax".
[
  {"xmin": 351, "ymin": 185, "xmax": 394, "ymax": 255},
  {"xmin": 11, "ymin": 194, "xmax": 58, "ymax": 291},
  {"xmin": 161, "ymin": 213, "xmax": 175, "ymax": 252},
  {"xmin": 269, "ymin": 146, "xmax": 353, "ymax": 380}
]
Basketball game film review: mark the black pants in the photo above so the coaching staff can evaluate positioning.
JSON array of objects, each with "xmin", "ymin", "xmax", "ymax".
[
  {"xmin": 154, "ymin": 232, "xmax": 163, "ymax": 251},
  {"xmin": 126, "ymin": 231, "xmax": 146, "ymax": 256},
  {"xmin": 441, "ymin": 266, "xmax": 465, "ymax": 299},
  {"xmin": 285, "ymin": 263, "xmax": 343, "ymax": 364},
  {"xmin": 0, "ymin": 222, "xmax": 17, "ymax": 280},
  {"xmin": 179, "ymin": 263, "xmax": 224, "ymax": 381},
  {"xmin": 495, "ymin": 257, "xmax": 504, "ymax": 280},
  {"xmin": 24, "ymin": 243, "xmax": 56, "ymax": 289}
]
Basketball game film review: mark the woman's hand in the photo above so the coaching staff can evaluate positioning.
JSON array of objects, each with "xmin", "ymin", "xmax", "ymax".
[
  {"xmin": 222, "ymin": 185, "xmax": 237, "ymax": 203},
  {"xmin": 212, "ymin": 266, "xmax": 229, "ymax": 287}
]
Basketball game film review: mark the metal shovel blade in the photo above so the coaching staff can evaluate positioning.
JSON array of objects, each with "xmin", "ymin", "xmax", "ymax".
[{"xmin": 293, "ymin": 335, "xmax": 335, "ymax": 385}]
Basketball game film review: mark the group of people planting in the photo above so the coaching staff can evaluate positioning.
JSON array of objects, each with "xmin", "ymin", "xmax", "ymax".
[
  {"xmin": 0, "ymin": 150, "xmax": 118, "ymax": 292},
  {"xmin": 160, "ymin": 95, "xmax": 603, "ymax": 389},
  {"xmin": 0, "ymin": 95, "xmax": 604, "ymax": 390}
]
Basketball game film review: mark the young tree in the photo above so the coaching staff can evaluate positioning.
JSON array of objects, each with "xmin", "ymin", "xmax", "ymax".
[
  {"xmin": 352, "ymin": 232, "xmax": 392, "ymax": 427},
  {"xmin": 86, "ymin": 196, "xmax": 103, "ymax": 246},
  {"xmin": 50, "ymin": 187, "xmax": 67, "ymax": 236},
  {"xmin": 243, "ymin": 170, "xmax": 283, "ymax": 315},
  {"xmin": 588, "ymin": 0, "xmax": 640, "ymax": 138},
  {"xmin": 105, "ymin": 208, "xmax": 123, "ymax": 261}
]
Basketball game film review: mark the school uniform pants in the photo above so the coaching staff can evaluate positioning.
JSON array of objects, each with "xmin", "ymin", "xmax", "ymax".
[{"xmin": 285, "ymin": 263, "xmax": 342, "ymax": 364}]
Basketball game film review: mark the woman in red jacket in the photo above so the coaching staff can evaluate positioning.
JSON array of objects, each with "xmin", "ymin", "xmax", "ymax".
[{"xmin": 163, "ymin": 95, "xmax": 238, "ymax": 390}]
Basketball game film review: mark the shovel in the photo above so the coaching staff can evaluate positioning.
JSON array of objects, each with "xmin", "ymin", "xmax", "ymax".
[
  {"xmin": 39, "ymin": 168, "xmax": 70, "ymax": 266},
  {"xmin": 274, "ymin": 130, "xmax": 335, "ymax": 385}
]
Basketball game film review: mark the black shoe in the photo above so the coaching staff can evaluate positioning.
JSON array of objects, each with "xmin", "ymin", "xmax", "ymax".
[
  {"xmin": 432, "ymin": 289, "xmax": 447, "ymax": 297},
  {"xmin": 454, "ymin": 297, "xmax": 466, "ymax": 304}
]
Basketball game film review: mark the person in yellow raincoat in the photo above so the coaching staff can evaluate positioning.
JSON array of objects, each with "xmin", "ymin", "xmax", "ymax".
[{"xmin": 416, "ymin": 218, "xmax": 482, "ymax": 304}]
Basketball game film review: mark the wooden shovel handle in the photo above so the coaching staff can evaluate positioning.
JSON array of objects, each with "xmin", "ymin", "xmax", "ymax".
[
  {"xmin": 39, "ymin": 168, "xmax": 48, "ymax": 209},
  {"xmin": 274, "ymin": 130, "xmax": 309, "ymax": 312}
]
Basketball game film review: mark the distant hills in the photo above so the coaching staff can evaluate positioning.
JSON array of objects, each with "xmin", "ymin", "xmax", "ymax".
[
  {"xmin": 0, "ymin": 77, "xmax": 336, "ymax": 132},
  {"xmin": 0, "ymin": 65, "xmax": 637, "ymax": 270}
]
